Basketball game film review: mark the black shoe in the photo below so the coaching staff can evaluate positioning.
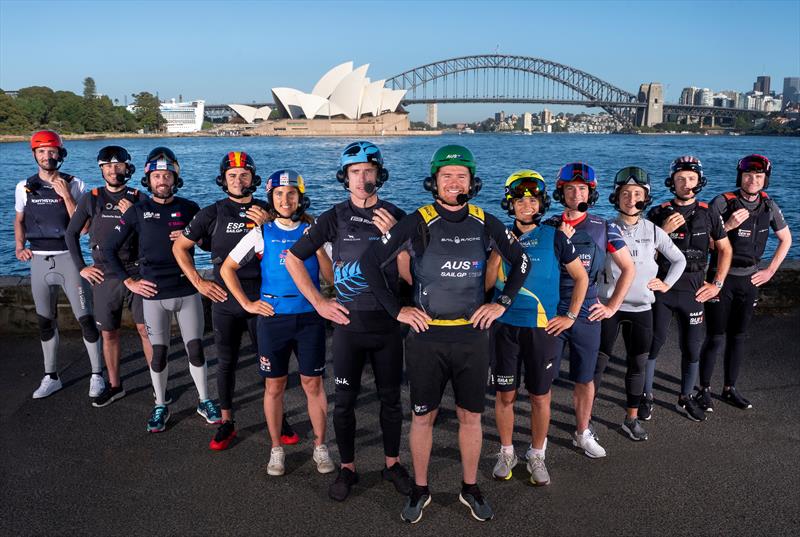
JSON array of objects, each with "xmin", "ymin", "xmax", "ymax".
[
  {"xmin": 675, "ymin": 396, "xmax": 706, "ymax": 422},
  {"xmin": 722, "ymin": 387, "xmax": 752, "ymax": 409},
  {"xmin": 459, "ymin": 484, "xmax": 494, "ymax": 522},
  {"xmin": 328, "ymin": 468, "xmax": 359, "ymax": 502},
  {"xmin": 638, "ymin": 394, "xmax": 654, "ymax": 421},
  {"xmin": 382, "ymin": 463, "xmax": 412, "ymax": 495},
  {"xmin": 92, "ymin": 385, "xmax": 126, "ymax": 408},
  {"xmin": 695, "ymin": 386, "xmax": 714, "ymax": 412},
  {"xmin": 401, "ymin": 486, "xmax": 432, "ymax": 524}
]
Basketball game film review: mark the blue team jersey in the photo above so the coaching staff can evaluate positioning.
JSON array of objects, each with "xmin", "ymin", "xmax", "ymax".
[
  {"xmin": 546, "ymin": 213, "xmax": 626, "ymax": 318},
  {"xmin": 495, "ymin": 223, "xmax": 577, "ymax": 328},
  {"xmin": 259, "ymin": 222, "xmax": 318, "ymax": 315}
]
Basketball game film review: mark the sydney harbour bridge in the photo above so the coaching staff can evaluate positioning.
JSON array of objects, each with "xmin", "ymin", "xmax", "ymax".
[{"xmin": 207, "ymin": 54, "xmax": 755, "ymax": 128}]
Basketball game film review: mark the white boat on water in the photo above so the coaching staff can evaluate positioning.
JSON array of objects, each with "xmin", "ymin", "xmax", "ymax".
[
  {"xmin": 159, "ymin": 99, "xmax": 205, "ymax": 133},
  {"xmin": 460, "ymin": 127, "xmax": 475, "ymax": 134},
  {"xmin": 125, "ymin": 98, "xmax": 206, "ymax": 133}
]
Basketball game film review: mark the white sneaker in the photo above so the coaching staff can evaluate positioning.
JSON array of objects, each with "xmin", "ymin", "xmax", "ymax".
[
  {"xmin": 267, "ymin": 447, "xmax": 285, "ymax": 476},
  {"xmin": 313, "ymin": 444, "xmax": 336, "ymax": 474},
  {"xmin": 524, "ymin": 437, "xmax": 548, "ymax": 462},
  {"xmin": 492, "ymin": 450, "xmax": 518, "ymax": 480},
  {"xmin": 572, "ymin": 429, "xmax": 607, "ymax": 459},
  {"xmin": 33, "ymin": 375, "xmax": 62, "ymax": 399},
  {"xmin": 89, "ymin": 374, "xmax": 106, "ymax": 398}
]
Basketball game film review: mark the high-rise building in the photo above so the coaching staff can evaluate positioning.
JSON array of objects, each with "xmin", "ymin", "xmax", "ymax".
[
  {"xmin": 495, "ymin": 111, "xmax": 506, "ymax": 122},
  {"xmin": 426, "ymin": 103, "xmax": 438, "ymax": 128},
  {"xmin": 680, "ymin": 86, "xmax": 698, "ymax": 105},
  {"xmin": 541, "ymin": 108, "xmax": 552, "ymax": 125},
  {"xmin": 694, "ymin": 88, "xmax": 713, "ymax": 107},
  {"xmin": 520, "ymin": 112, "xmax": 532, "ymax": 131},
  {"xmin": 782, "ymin": 77, "xmax": 800, "ymax": 110},
  {"xmin": 753, "ymin": 76, "xmax": 771, "ymax": 94}
]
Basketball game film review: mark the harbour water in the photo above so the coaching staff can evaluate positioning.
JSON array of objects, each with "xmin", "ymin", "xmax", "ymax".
[{"xmin": 1, "ymin": 133, "xmax": 798, "ymax": 275}]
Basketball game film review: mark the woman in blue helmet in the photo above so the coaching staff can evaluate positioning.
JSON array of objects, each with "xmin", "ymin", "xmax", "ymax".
[{"xmin": 221, "ymin": 169, "xmax": 335, "ymax": 477}]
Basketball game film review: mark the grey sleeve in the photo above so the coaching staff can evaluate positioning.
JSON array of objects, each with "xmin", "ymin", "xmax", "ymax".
[
  {"xmin": 654, "ymin": 224, "xmax": 686, "ymax": 288},
  {"xmin": 768, "ymin": 199, "xmax": 788, "ymax": 231}
]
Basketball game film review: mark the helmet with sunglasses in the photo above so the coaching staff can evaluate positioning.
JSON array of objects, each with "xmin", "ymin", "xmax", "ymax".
[
  {"xmin": 97, "ymin": 145, "xmax": 135, "ymax": 180},
  {"xmin": 552, "ymin": 162, "xmax": 599, "ymax": 207},
  {"xmin": 141, "ymin": 146, "xmax": 183, "ymax": 196},
  {"xmin": 609, "ymin": 166, "xmax": 652, "ymax": 213},
  {"xmin": 666, "ymin": 155, "xmax": 706, "ymax": 197},
  {"xmin": 215, "ymin": 151, "xmax": 261, "ymax": 198},
  {"xmin": 501, "ymin": 170, "xmax": 551, "ymax": 222},
  {"xmin": 265, "ymin": 169, "xmax": 310, "ymax": 222},
  {"xmin": 736, "ymin": 154, "xmax": 772, "ymax": 188}
]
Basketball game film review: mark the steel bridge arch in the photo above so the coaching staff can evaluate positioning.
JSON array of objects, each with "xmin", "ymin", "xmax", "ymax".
[{"xmin": 385, "ymin": 54, "xmax": 641, "ymax": 123}]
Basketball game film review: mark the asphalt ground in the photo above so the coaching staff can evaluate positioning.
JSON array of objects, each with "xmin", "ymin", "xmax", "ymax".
[{"xmin": 2, "ymin": 310, "xmax": 798, "ymax": 537}]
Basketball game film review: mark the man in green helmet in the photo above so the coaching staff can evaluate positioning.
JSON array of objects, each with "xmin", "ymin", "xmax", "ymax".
[{"xmin": 361, "ymin": 145, "xmax": 529, "ymax": 523}]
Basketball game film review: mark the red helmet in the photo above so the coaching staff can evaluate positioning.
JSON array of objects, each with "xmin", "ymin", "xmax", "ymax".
[
  {"xmin": 30, "ymin": 130, "xmax": 67, "ymax": 167},
  {"xmin": 31, "ymin": 130, "xmax": 65, "ymax": 150}
]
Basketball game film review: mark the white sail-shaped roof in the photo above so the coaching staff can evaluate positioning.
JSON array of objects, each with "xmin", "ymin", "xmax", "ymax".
[
  {"xmin": 360, "ymin": 79, "xmax": 385, "ymax": 117},
  {"xmin": 229, "ymin": 104, "xmax": 272, "ymax": 123},
  {"xmin": 380, "ymin": 89, "xmax": 406, "ymax": 113},
  {"xmin": 271, "ymin": 88, "xmax": 305, "ymax": 119},
  {"xmin": 328, "ymin": 64, "xmax": 369, "ymax": 120},
  {"xmin": 296, "ymin": 93, "xmax": 328, "ymax": 120},
  {"xmin": 311, "ymin": 61, "xmax": 354, "ymax": 99}
]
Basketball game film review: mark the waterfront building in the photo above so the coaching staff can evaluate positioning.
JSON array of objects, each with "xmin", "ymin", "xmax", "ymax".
[
  {"xmin": 679, "ymin": 86, "xmax": 698, "ymax": 105},
  {"xmin": 783, "ymin": 77, "xmax": 800, "ymax": 110},
  {"xmin": 754, "ymin": 76, "xmax": 771, "ymax": 95}
]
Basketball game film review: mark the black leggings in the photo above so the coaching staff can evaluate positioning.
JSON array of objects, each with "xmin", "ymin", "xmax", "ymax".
[
  {"xmin": 332, "ymin": 325, "xmax": 404, "ymax": 464},
  {"xmin": 649, "ymin": 289, "xmax": 705, "ymax": 397},
  {"xmin": 595, "ymin": 309, "xmax": 653, "ymax": 408},
  {"xmin": 699, "ymin": 274, "xmax": 758, "ymax": 388},
  {"xmin": 212, "ymin": 297, "xmax": 257, "ymax": 411}
]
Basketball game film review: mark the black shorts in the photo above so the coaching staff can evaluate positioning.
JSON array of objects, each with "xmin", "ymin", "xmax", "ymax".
[
  {"xmin": 493, "ymin": 323, "xmax": 557, "ymax": 396},
  {"xmin": 93, "ymin": 277, "xmax": 144, "ymax": 331},
  {"xmin": 256, "ymin": 312, "xmax": 326, "ymax": 378},
  {"xmin": 405, "ymin": 328, "xmax": 489, "ymax": 415},
  {"xmin": 332, "ymin": 325, "xmax": 403, "ymax": 391}
]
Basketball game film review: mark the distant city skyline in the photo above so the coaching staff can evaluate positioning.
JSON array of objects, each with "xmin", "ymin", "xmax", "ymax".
[{"xmin": 1, "ymin": 0, "xmax": 797, "ymax": 123}]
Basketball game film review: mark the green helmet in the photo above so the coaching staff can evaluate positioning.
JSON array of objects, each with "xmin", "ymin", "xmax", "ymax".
[{"xmin": 430, "ymin": 145, "xmax": 476, "ymax": 177}]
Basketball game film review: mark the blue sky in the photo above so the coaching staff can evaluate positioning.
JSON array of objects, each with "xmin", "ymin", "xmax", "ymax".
[{"xmin": 1, "ymin": 0, "xmax": 798, "ymax": 122}]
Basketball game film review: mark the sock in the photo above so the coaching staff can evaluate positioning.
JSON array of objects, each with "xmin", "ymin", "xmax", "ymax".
[
  {"xmin": 84, "ymin": 337, "xmax": 103, "ymax": 374},
  {"xmin": 42, "ymin": 328, "xmax": 59, "ymax": 374},
  {"xmin": 150, "ymin": 365, "xmax": 169, "ymax": 405},
  {"xmin": 189, "ymin": 363, "xmax": 208, "ymax": 401},
  {"xmin": 500, "ymin": 444, "xmax": 514, "ymax": 456},
  {"xmin": 529, "ymin": 437, "xmax": 547, "ymax": 458},
  {"xmin": 47, "ymin": 372, "xmax": 59, "ymax": 380},
  {"xmin": 461, "ymin": 481, "xmax": 478, "ymax": 494}
]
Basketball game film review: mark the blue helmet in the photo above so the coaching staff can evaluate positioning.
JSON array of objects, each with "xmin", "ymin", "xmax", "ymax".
[{"xmin": 336, "ymin": 141, "xmax": 389, "ymax": 189}]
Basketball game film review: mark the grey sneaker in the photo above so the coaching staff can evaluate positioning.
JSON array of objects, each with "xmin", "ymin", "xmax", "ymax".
[
  {"xmin": 401, "ymin": 487, "xmax": 432, "ymax": 524},
  {"xmin": 573, "ymin": 429, "xmax": 607, "ymax": 458},
  {"xmin": 312, "ymin": 444, "xmax": 336, "ymax": 474},
  {"xmin": 492, "ymin": 450, "xmax": 518, "ymax": 481},
  {"xmin": 622, "ymin": 417, "xmax": 649, "ymax": 441},
  {"xmin": 267, "ymin": 447, "xmax": 285, "ymax": 476},
  {"xmin": 526, "ymin": 453, "xmax": 550, "ymax": 486},
  {"xmin": 459, "ymin": 485, "xmax": 494, "ymax": 522}
]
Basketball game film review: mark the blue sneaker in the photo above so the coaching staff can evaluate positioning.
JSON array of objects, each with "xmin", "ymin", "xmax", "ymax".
[
  {"xmin": 459, "ymin": 485, "xmax": 494, "ymax": 522},
  {"xmin": 197, "ymin": 399, "xmax": 222, "ymax": 424},
  {"xmin": 147, "ymin": 405, "xmax": 170, "ymax": 433}
]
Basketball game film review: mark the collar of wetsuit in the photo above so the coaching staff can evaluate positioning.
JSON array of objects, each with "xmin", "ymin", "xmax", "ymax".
[{"xmin": 434, "ymin": 202, "xmax": 469, "ymax": 222}]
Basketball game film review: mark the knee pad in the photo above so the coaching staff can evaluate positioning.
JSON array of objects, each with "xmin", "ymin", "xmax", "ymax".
[
  {"xmin": 632, "ymin": 353, "xmax": 649, "ymax": 372},
  {"xmin": 187, "ymin": 339, "xmax": 205, "ymax": 367},
  {"xmin": 334, "ymin": 389, "xmax": 359, "ymax": 419},
  {"xmin": 78, "ymin": 315, "xmax": 100, "ymax": 343},
  {"xmin": 36, "ymin": 314, "xmax": 57, "ymax": 341},
  {"xmin": 151, "ymin": 345, "xmax": 168, "ymax": 372}
]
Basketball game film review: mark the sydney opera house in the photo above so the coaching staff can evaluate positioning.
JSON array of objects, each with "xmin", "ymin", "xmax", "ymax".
[{"xmin": 229, "ymin": 62, "xmax": 413, "ymax": 136}]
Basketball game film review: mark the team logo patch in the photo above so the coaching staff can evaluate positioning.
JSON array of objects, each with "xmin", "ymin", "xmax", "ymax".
[
  {"xmin": 413, "ymin": 404, "xmax": 428, "ymax": 415},
  {"xmin": 259, "ymin": 355, "xmax": 271, "ymax": 372}
]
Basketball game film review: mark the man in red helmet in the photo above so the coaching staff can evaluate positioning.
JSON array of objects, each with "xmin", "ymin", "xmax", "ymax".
[
  {"xmin": 697, "ymin": 154, "xmax": 792, "ymax": 411},
  {"xmin": 14, "ymin": 130, "xmax": 105, "ymax": 399}
]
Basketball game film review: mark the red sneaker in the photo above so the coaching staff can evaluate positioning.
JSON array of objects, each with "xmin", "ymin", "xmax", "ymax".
[{"xmin": 210, "ymin": 421, "xmax": 237, "ymax": 451}]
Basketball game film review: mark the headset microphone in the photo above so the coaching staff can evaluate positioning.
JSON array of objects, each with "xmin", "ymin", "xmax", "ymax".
[
  {"xmin": 46, "ymin": 158, "xmax": 60, "ymax": 170},
  {"xmin": 456, "ymin": 193, "xmax": 469, "ymax": 205},
  {"xmin": 635, "ymin": 201, "xmax": 646, "ymax": 210},
  {"xmin": 577, "ymin": 202, "xmax": 589, "ymax": 212},
  {"xmin": 364, "ymin": 182, "xmax": 376, "ymax": 194}
]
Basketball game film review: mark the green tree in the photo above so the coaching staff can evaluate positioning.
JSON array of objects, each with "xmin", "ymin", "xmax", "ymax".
[
  {"xmin": 83, "ymin": 77, "xmax": 96, "ymax": 99},
  {"xmin": 0, "ymin": 91, "xmax": 31, "ymax": 133},
  {"xmin": 131, "ymin": 91, "xmax": 165, "ymax": 132}
]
